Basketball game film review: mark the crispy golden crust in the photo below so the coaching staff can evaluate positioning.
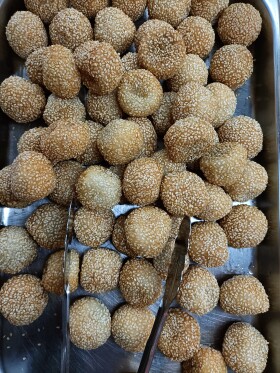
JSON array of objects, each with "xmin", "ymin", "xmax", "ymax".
[
  {"xmin": 24, "ymin": 0, "xmax": 69, "ymax": 24},
  {"xmin": 148, "ymin": 0, "xmax": 191, "ymax": 28},
  {"xmin": 182, "ymin": 346, "xmax": 227, "ymax": 373},
  {"xmin": 112, "ymin": 0, "xmax": 147, "ymax": 21}
]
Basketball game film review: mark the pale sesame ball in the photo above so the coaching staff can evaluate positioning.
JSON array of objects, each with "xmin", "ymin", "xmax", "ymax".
[
  {"xmin": 219, "ymin": 205, "xmax": 268, "ymax": 248},
  {"xmin": 125, "ymin": 206, "xmax": 171, "ymax": 258},
  {"xmin": 76, "ymin": 121, "xmax": 104, "ymax": 165},
  {"xmin": 70, "ymin": 0, "xmax": 108, "ymax": 18},
  {"xmin": 121, "ymin": 52, "xmax": 139, "ymax": 72},
  {"xmin": 0, "ymin": 226, "xmax": 37, "ymax": 274},
  {"xmin": 158, "ymin": 308, "xmax": 200, "ymax": 361},
  {"xmin": 112, "ymin": 305, "xmax": 155, "ymax": 353},
  {"xmin": 148, "ymin": 0, "xmax": 191, "ymax": 28},
  {"xmin": 118, "ymin": 69, "xmax": 163, "ymax": 117},
  {"xmin": 151, "ymin": 92, "xmax": 176, "ymax": 135},
  {"xmin": 222, "ymin": 322, "xmax": 268, "ymax": 373},
  {"xmin": 182, "ymin": 346, "xmax": 227, "ymax": 373},
  {"xmin": 86, "ymin": 90, "xmax": 122, "ymax": 125},
  {"xmin": 210, "ymin": 45, "xmax": 253, "ymax": 90},
  {"xmin": 17, "ymin": 127, "xmax": 48, "ymax": 153},
  {"xmin": 218, "ymin": 115, "xmax": 263, "ymax": 159},
  {"xmin": 152, "ymin": 149, "xmax": 186, "ymax": 175},
  {"xmin": 127, "ymin": 117, "xmax": 157, "ymax": 157},
  {"xmin": 112, "ymin": 0, "xmax": 147, "ymax": 21},
  {"xmin": 189, "ymin": 222, "xmax": 228, "ymax": 267},
  {"xmin": 6, "ymin": 11, "xmax": 48, "ymax": 59},
  {"xmin": 97, "ymin": 119, "xmax": 144, "ymax": 165},
  {"xmin": 112, "ymin": 216, "xmax": 135, "ymax": 257},
  {"xmin": 70, "ymin": 297, "xmax": 111, "ymax": 350},
  {"xmin": 160, "ymin": 171, "xmax": 209, "ymax": 216},
  {"xmin": 74, "ymin": 207, "xmax": 115, "ymax": 247},
  {"xmin": 24, "ymin": 0, "xmax": 69, "ymax": 24},
  {"xmin": 0, "ymin": 76, "xmax": 46, "ymax": 123},
  {"xmin": 0, "ymin": 274, "xmax": 48, "ymax": 326},
  {"xmin": 94, "ymin": 7, "xmax": 136, "ymax": 53},
  {"xmin": 25, "ymin": 47, "xmax": 47, "ymax": 85}
]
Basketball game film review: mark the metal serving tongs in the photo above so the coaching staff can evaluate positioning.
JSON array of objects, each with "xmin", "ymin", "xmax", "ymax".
[{"xmin": 137, "ymin": 216, "xmax": 191, "ymax": 373}]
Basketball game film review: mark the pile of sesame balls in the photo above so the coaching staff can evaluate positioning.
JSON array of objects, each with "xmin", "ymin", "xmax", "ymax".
[{"xmin": 0, "ymin": 0, "xmax": 270, "ymax": 372}]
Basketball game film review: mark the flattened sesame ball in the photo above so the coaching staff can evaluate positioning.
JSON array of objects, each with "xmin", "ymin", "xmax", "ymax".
[
  {"xmin": 17, "ymin": 127, "xmax": 48, "ymax": 154},
  {"xmin": 151, "ymin": 92, "xmax": 176, "ymax": 135},
  {"xmin": 118, "ymin": 69, "xmax": 163, "ymax": 117},
  {"xmin": 77, "ymin": 121, "xmax": 104, "ymax": 165},
  {"xmin": 182, "ymin": 346, "xmax": 227, "ymax": 373},
  {"xmin": 222, "ymin": 322, "xmax": 268, "ymax": 373},
  {"xmin": 112, "ymin": 0, "xmax": 147, "ymax": 21},
  {"xmin": 125, "ymin": 206, "xmax": 171, "ymax": 258},
  {"xmin": 24, "ymin": 0, "xmax": 69, "ymax": 24},
  {"xmin": 112, "ymin": 304, "xmax": 154, "ymax": 352},
  {"xmin": 121, "ymin": 52, "xmax": 139, "ymax": 72},
  {"xmin": 0, "ymin": 76, "xmax": 46, "ymax": 123},
  {"xmin": 158, "ymin": 308, "xmax": 200, "ymax": 361},
  {"xmin": 152, "ymin": 149, "xmax": 186, "ymax": 175},
  {"xmin": 25, "ymin": 47, "xmax": 48, "ymax": 85},
  {"xmin": 219, "ymin": 205, "xmax": 268, "ymax": 248},
  {"xmin": 190, "ymin": 0, "xmax": 229, "ymax": 24},
  {"xmin": 94, "ymin": 7, "xmax": 136, "ymax": 53},
  {"xmin": 70, "ymin": 0, "xmax": 108, "ymax": 18},
  {"xmin": 112, "ymin": 216, "xmax": 135, "ymax": 257},
  {"xmin": 210, "ymin": 45, "xmax": 253, "ymax": 90},
  {"xmin": 70, "ymin": 297, "xmax": 111, "ymax": 350},
  {"xmin": 127, "ymin": 117, "xmax": 157, "ymax": 157},
  {"xmin": 148, "ymin": 0, "xmax": 191, "ymax": 28}
]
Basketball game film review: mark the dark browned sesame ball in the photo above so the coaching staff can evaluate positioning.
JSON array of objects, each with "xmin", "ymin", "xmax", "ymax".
[
  {"xmin": 121, "ymin": 52, "xmax": 139, "ymax": 72},
  {"xmin": 25, "ymin": 47, "xmax": 48, "ymax": 85},
  {"xmin": 151, "ymin": 92, "xmax": 176, "ymax": 135},
  {"xmin": 112, "ymin": 0, "xmax": 147, "ymax": 21},
  {"xmin": 190, "ymin": 0, "xmax": 228, "ymax": 24},
  {"xmin": 127, "ymin": 117, "xmax": 157, "ymax": 157},
  {"xmin": 86, "ymin": 90, "xmax": 122, "ymax": 125},
  {"xmin": 112, "ymin": 215, "xmax": 136, "ymax": 257},
  {"xmin": 76, "ymin": 121, "xmax": 104, "ymax": 165},
  {"xmin": 182, "ymin": 346, "xmax": 227, "ymax": 373},
  {"xmin": 17, "ymin": 127, "xmax": 48, "ymax": 154},
  {"xmin": 148, "ymin": 0, "xmax": 191, "ymax": 28},
  {"xmin": 152, "ymin": 149, "xmax": 186, "ymax": 175},
  {"xmin": 24, "ymin": 0, "xmax": 69, "ymax": 24},
  {"xmin": 70, "ymin": 0, "xmax": 109, "ymax": 18}
]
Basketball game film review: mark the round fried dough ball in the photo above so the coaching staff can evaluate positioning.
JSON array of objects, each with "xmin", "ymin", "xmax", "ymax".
[
  {"xmin": 112, "ymin": 0, "xmax": 147, "ymax": 21},
  {"xmin": 76, "ymin": 121, "xmax": 104, "ymax": 165},
  {"xmin": 70, "ymin": 297, "xmax": 111, "ymax": 350},
  {"xmin": 112, "ymin": 304, "xmax": 155, "ymax": 352},
  {"xmin": 158, "ymin": 308, "xmax": 200, "ymax": 361},
  {"xmin": 17, "ymin": 127, "xmax": 47, "ymax": 153},
  {"xmin": 0, "ymin": 76, "xmax": 46, "ymax": 123},
  {"xmin": 190, "ymin": 0, "xmax": 229, "ymax": 23},
  {"xmin": 70, "ymin": 0, "xmax": 108, "ymax": 18},
  {"xmin": 222, "ymin": 322, "xmax": 268, "ymax": 373},
  {"xmin": 0, "ymin": 165, "xmax": 29, "ymax": 208},
  {"xmin": 86, "ymin": 90, "xmax": 122, "ymax": 125},
  {"xmin": 25, "ymin": 47, "xmax": 47, "ymax": 85},
  {"xmin": 152, "ymin": 149, "xmax": 186, "ymax": 175},
  {"xmin": 125, "ymin": 206, "xmax": 171, "ymax": 258},
  {"xmin": 0, "ymin": 274, "xmax": 48, "ymax": 326},
  {"xmin": 134, "ymin": 19, "xmax": 166, "ymax": 50},
  {"xmin": 182, "ymin": 346, "xmax": 227, "ymax": 373},
  {"xmin": 148, "ymin": 0, "xmax": 191, "ymax": 28},
  {"xmin": 210, "ymin": 45, "xmax": 253, "ymax": 90},
  {"xmin": 121, "ymin": 52, "xmax": 139, "ymax": 72},
  {"xmin": 127, "ymin": 117, "xmax": 157, "ymax": 157},
  {"xmin": 151, "ymin": 92, "xmax": 176, "ymax": 135},
  {"xmin": 118, "ymin": 69, "xmax": 163, "ymax": 117},
  {"xmin": 24, "ymin": 0, "xmax": 68, "ymax": 24},
  {"xmin": 112, "ymin": 216, "xmax": 135, "ymax": 257},
  {"xmin": 219, "ymin": 205, "xmax": 268, "ymax": 248}
]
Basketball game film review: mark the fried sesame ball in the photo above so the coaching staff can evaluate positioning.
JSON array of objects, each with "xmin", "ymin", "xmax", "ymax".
[
  {"xmin": 222, "ymin": 322, "xmax": 268, "ymax": 373},
  {"xmin": 109, "ymin": 164, "xmax": 127, "ymax": 180},
  {"xmin": 70, "ymin": 297, "xmax": 111, "ymax": 350},
  {"xmin": 151, "ymin": 92, "xmax": 176, "ymax": 135},
  {"xmin": 134, "ymin": 19, "xmax": 165, "ymax": 49},
  {"xmin": 200, "ymin": 142, "xmax": 248, "ymax": 187},
  {"xmin": 70, "ymin": 0, "xmax": 108, "ymax": 18},
  {"xmin": 112, "ymin": 215, "xmax": 135, "ymax": 257},
  {"xmin": 0, "ymin": 165, "xmax": 29, "ymax": 208},
  {"xmin": 0, "ymin": 226, "xmax": 37, "ymax": 274},
  {"xmin": 94, "ymin": 7, "xmax": 136, "ymax": 53},
  {"xmin": 43, "ymin": 94, "xmax": 86, "ymax": 125},
  {"xmin": 0, "ymin": 76, "xmax": 46, "ymax": 123},
  {"xmin": 76, "ymin": 121, "xmax": 103, "ymax": 165},
  {"xmin": 127, "ymin": 117, "xmax": 157, "ymax": 157},
  {"xmin": 152, "ymin": 149, "xmax": 186, "ymax": 175},
  {"xmin": 219, "ymin": 205, "xmax": 268, "ymax": 248},
  {"xmin": 190, "ymin": 0, "xmax": 229, "ymax": 24},
  {"xmin": 160, "ymin": 171, "xmax": 209, "ymax": 216},
  {"xmin": 49, "ymin": 160, "xmax": 84, "ymax": 206},
  {"xmin": 125, "ymin": 206, "xmax": 171, "ymax": 258},
  {"xmin": 42, "ymin": 249, "xmax": 79, "ymax": 295},
  {"xmin": 11, "ymin": 151, "xmax": 56, "ymax": 203},
  {"xmin": 148, "ymin": 0, "xmax": 191, "ymax": 27},
  {"xmin": 158, "ymin": 308, "xmax": 200, "ymax": 361},
  {"xmin": 164, "ymin": 116, "xmax": 218, "ymax": 163},
  {"xmin": 0, "ymin": 274, "xmax": 48, "ymax": 326},
  {"xmin": 24, "ymin": 0, "xmax": 69, "ymax": 24},
  {"xmin": 97, "ymin": 119, "xmax": 144, "ymax": 165},
  {"xmin": 17, "ymin": 127, "xmax": 47, "ymax": 153},
  {"xmin": 112, "ymin": 304, "xmax": 155, "ymax": 352},
  {"xmin": 218, "ymin": 115, "xmax": 263, "ymax": 159},
  {"xmin": 118, "ymin": 69, "xmax": 163, "ymax": 117},
  {"xmin": 74, "ymin": 207, "xmax": 115, "ymax": 247},
  {"xmin": 86, "ymin": 90, "xmax": 122, "ymax": 125},
  {"xmin": 112, "ymin": 0, "xmax": 147, "ymax": 21},
  {"xmin": 25, "ymin": 47, "xmax": 47, "ymax": 85},
  {"xmin": 121, "ymin": 52, "xmax": 139, "ymax": 72},
  {"xmin": 6, "ymin": 11, "xmax": 48, "ymax": 59},
  {"xmin": 209, "ymin": 45, "xmax": 253, "ymax": 90},
  {"xmin": 182, "ymin": 346, "xmax": 227, "ymax": 373}
]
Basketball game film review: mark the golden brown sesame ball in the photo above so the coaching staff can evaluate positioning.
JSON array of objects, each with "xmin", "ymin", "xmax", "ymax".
[
  {"xmin": 25, "ymin": 47, "xmax": 47, "ymax": 85},
  {"xmin": 17, "ymin": 127, "xmax": 47, "ymax": 153},
  {"xmin": 112, "ymin": 304, "xmax": 155, "ymax": 352},
  {"xmin": 70, "ymin": 0, "xmax": 108, "ymax": 18},
  {"xmin": 190, "ymin": 0, "xmax": 228, "ymax": 23},
  {"xmin": 160, "ymin": 171, "xmax": 209, "ymax": 216},
  {"xmin": 127, "ymin": 117, "xmax": 157, "ymax": 157},
  {"xmin": 158, "ymin": 308, "xmax": 200, "ymax": 361},
  {"xmin": 112, "ymin": 0, "xmax": 147, "ymax": 21},
  {"xmin": 152, "ymin": 149, "xmax": 186, "ymax": 175},
  {"xmin": 70, "ymin": 297, "xmax": 111, "ymax": 350},
  {"xmin": 0, "ymin": 76, "xmax": 46, "ymax": 123},
  {"xmin": 118, "ymin": 69, "xmax": 163, "ymax": 117},
  {"xmin": 222, "ymin": 322, "xmax": 268, "ymax": 373},
  {"xmin": 76, "ymin": 121, "xmax": 103, "ymax": 165},
  {"xmin": 151, "ymin": 92, "xmax": 176, "ymax": 135},
  {"xmin": 210, "ymin": 45, "xmax": 253, "ymax": 90},
  {"xmin": 86, "ymin": 90, "xmax": 122, "ymax": 125},
  {"xmin": 148, "ymin": 0, "xmax": 191, "ymax": 28},
  {"xmin": 94, "ymin": 7, "xmax": 136, "ymax": 53},
  {"xmin": 182, "ymin": 346, "xmax": 227, "ymax": 373},
  {"xmin": 97, "ymin": 119, "xmax": 144, "ymax": 165},
  {"xmin": 134, "ymin": 19, "xmax": 166, "ymax": 50},
  {"xmin": 125, "ymin": 206, "xmax": 171, "ymax": 258},
  {"xmin": 200, "ymin": 142, "xmax": 248, "ymax": 187},
  {"xmin": 121, "ymin": 52, "xmax": 139, "ymax": 72},
  {"xmin": 0, "ymin": 226, "xmax": 37, "ymax": 274},
  {"xmin": 112, "ymin": 216, "xmax": 135, "ymax": 257},
  {"xmin": 219, "ymin": 205, "xmax": 268, "ymax": 248},
  {"xmin": 80, "ymin": 248, "xmax": 122, "ymax": 293},
  {"xmin": 218, "ymin": 115, "xmax": 263, "ymax": 159},
  {"xmin": 74, "ymin": 207, "xmax": 115, "ymax": 247},
  {"xmin": 24, "ymin": 0, "xmax": 69, "ymax": 24},
  {"xmin": 109, "ymin": 164, "xmax": 127, "ymax": 180},
  {"xmin": 49, "ymin": 160, "xmax": 84, "ymax": 206}
]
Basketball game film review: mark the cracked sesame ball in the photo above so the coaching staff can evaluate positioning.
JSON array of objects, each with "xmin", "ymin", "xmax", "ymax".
[
  {"xmin": 125, "ymin": 206, "xmax": 171, "ymax": 258},
  {"xmin": 127, "ymin": 117, "xmax": 157, "ymax": 157},
  {"xmin": 25, "ymin": 47, "xmax": 48, "ymax": 85},
  {"xmin": 17, "ymin": 127, "xmax": 47, "ymax": 153},
  {"xmin": 70, "ymin": 0, "xmax": 108, "ymax": 18},
  {"xmin": 86, "ymin": 90, "xmax": 122, "ymax": 125},
  {"xmin": 112, "ymin": 215, "xmax": 135, "ymax": 257},
  {"xmin": 152, "ymin": 149, "xmax": 186, "ymax": 175},
  {"xmin": 76, "ymin": 121, "xmax": 104, "ymax": 165},
  {"xmin": 24, "ymin": 0, "xmax": 69, "ymax": 24},
  {"xmin": 0, "ymin": 226, "xmax": 37, "ymax": 274},
  {"xmin": 190, "ymin": 0, "xmax": 228, "ymax": 23},
  {"xmin": 219, "ymin": 205, "xmax": 268, "ymax": 248},
  {"xmin": 158, "ymin": 308, "xmax": 200, "ymax": 361},
  {"xmin": 0, "ymin": 76, "xmax": 46, "ymax": 123},
  {"xmin": 210, "ymin": 45, "xmax": 253, "ymax": 90},
  {"xmin": 112, "ymin": 0, "xmax": 147, "ymax": 21},
  {"xmin": 222, "ymin": 322, "xmax": 268, "ymax": 373},
  {"xmin": 182, "ymin": 346, "xmax": 227, "ymax": 373},
  {"xmin": 80, "ymin": 248, "xmax": 122, "ymax": 293},
  {"xmin": 151, "ymin": 92, "xmax": 176, "ymax": 135},
  {"xmin": 148, "ymin": 0, "xmax": 191, "ymax": 28},
  {"xmin": 121, "ymin": 52, "xmax": 139, "ymax": 72},
  {"xmin": 70, "ymin": 297, "xmax": 111, "ymax": 350}
]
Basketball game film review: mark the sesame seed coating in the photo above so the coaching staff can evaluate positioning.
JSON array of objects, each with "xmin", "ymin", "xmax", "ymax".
[
  {"xmin": 112, "ymin": 0, "xmax": 147, "ymax": 21},
  {"xmin": 219, "ymin": 204, "xmax": 268, "ymax": 248},
  {"xmin": 76, "ymin": 121, "xmax": 104, "ymax": 165},
  {"xmin": 17, "ymin": 127, "xmax": 48, "ymax": 154},
  {"xmin": 209, "ymin": 45, "xmax": 253, "ymax": 90},
  {"xmin": 69, "ymin": 297, "xmax": 111, "ymax": 350},
  {"xmin": 112, "ymin": 215, "xmax": 134, "ymax": 257},
  {"xmin": 25, "ymin": 47, "xmax": 48, "ymax": 85},
  {"xmin": 127, "ymin": 117, "xmax": 157, "ymax": 157},
  {"xmin": 86, "ymin": 90, "xmax": 122, "ymax": 125},
  {"xmin": 0, "ymin": 76, "xmax": 46, "ymax": 123},
  {"xmin": 134, "ymin": 19, "xmax": 166, "ymax": 50},
  {"xmin": 182, "ymin": 346, "xmax": 227, "ymax": 373},
  {"xmin": 152, "ymin": 149, "xmax": 186, "ymax": 175},
  {"xmin": 0, "ymin": 274, "xmax": 48, "ymax": 326},
  {"xmin": 222, "ymin": 322, "xmax": 268, "ymax": 373},
  {"xmin": 0, "ymin": 226, "xmax": 37, "ymax": 274},
  {"xmin": 151, "ymin": 92, "xmax": 176, "ymax": 135},
  {"xmin": 70, "ymin": 0, "xmax": 108, "ymax": 18},
  {"xmin": 148, "ymin": 0, "xmax": 191, "ymax": 28},
  {"xmin": 24, "ymin": 0, "xmax": 69, "ymax": 24},
  {"xmin": 158, "ymin": 308, "xmax": 200, "ymax": 361},
  {"xmin": 121, "ymin": 52, "xmax": 139, "ymax": 72},
  {"xmin": 190, "ymin": 0, "xmax": 229, "ymax": 24},
  {"xmin": 26, "ymin": 202, "xmax": 68, "ymax": 249},
  {"xmin": 109, "ymin": 164, "xmax": 127, "ymax": 180}
]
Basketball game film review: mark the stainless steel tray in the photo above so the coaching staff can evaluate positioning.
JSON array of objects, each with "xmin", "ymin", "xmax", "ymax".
[{"xmin": 0, "ymin": 1, "xmax": 280, "ymax": 372}]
